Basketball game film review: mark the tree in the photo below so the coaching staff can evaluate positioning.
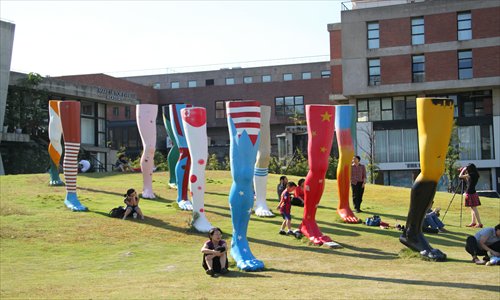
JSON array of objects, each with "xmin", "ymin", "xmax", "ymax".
[
  {"xmin": 444, "ymin": 120, "xmax": 461, "ymax": 193},
  {"xmin": 357, "ymin": 122, "xmax": 379, "ymax": 183}
]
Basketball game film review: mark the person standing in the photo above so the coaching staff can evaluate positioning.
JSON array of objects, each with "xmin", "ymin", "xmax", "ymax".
[
  {"xmin": 459, "ymin": 163, "xmax": 483, "ymax": 228},
  {"xmin": 350, "ymin": 155, "xmax": 366, "ymax": 213}
]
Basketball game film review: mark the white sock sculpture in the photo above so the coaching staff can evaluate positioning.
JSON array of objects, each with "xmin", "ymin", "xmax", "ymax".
[
  {"xmin": 253, "ymin": 105, "xmax": 274, "ymax": 217},
  {"xmin": 136, "ymin": 104, "xmax": 157, "ymax": 199},
  {"xmin": 181, "ymin": 107, "xmax": 213, "ymax": 232}
]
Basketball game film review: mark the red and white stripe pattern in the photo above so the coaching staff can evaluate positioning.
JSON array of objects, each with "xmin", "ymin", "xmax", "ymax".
[
  {"xmin": 63, "ymin": 142, "xmax": 80, "ymax": 193},
  {"xmin": 226, "ymin": 101, "xmax": 261, "ymax": 145}
]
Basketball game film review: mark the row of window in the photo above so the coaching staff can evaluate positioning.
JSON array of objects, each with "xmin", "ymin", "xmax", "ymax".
[
  {"xmin": 112, "ymin": 106, "xmax": 131, "ymax": 118},
  {"xmin": 374, "ymin": 124, "xmax": 493, "ymax": 164},
  {"xmin": 368, "ymin": 49, "xmax": 472, "ymax": 85},
  {"xmin": 368, "ymin": 11, "xmax": 472, "ymax": 49},
  {"xmin": 357, "ymin": 90, "xmax": 492, "ymax": 122},
  {"xmin": 164, "ymin": 70, "xmax": 331, "ymax": 89}
]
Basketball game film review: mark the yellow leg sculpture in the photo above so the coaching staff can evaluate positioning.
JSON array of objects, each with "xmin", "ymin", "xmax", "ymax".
[{"xmin": 399, "ymin": 98, "xmax": 453, "ymax": 261}]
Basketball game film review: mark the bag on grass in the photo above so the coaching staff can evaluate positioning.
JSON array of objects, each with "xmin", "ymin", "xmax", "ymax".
[
  {"xmin": 109, "ymin": 206, "xmax": 126, "ymax": 218},
  {"xmin": 366, "ymin": 215, "xmax": 381, "ymax": 226}
]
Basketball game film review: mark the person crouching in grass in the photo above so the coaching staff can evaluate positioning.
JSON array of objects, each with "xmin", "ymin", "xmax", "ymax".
[{"xmin": 201, "ymin": 227, "xmax": 229, "ymax": 276}]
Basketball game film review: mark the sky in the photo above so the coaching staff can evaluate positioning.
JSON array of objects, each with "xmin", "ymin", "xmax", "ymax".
[{"xmin": 0, "ymin": 0, "xmax": 342, "ymax": 77}]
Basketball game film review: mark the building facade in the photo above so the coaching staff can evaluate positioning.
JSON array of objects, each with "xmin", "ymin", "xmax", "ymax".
[{"xmin": 329, "ymin": 0, "xmax": 500, "ymax": 191}]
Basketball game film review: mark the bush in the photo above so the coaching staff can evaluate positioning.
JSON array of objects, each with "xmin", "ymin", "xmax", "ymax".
[{"xmin": 206, "ymin": 154, "xmax": 221, "ymax": 170}]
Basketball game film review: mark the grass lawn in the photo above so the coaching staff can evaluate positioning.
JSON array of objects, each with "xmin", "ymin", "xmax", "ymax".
[{"xmin": 1, "ymin": 171, "xmax": 499, "ymax": 299}]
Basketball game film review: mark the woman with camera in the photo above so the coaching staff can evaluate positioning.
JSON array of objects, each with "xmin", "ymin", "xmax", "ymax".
[
  {"xmin": 459, "ymin": 163, "xmax": 482, "ymax": 228},
  {"xmin": 123, "ymin": 188, "xmax": 144, "ymax": 220}
]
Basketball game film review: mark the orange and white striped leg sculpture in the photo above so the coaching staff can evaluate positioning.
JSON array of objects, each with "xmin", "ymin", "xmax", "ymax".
[
  {"xmin": 59, "ymin": 101, "xmax": 87, "ymax": 211},
  {"xmin": 48, "ymin": 100, "xmax": 64, "ymax": 186}
]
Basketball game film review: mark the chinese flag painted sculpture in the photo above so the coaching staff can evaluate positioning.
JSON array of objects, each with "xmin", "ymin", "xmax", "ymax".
[
  {"xmin": 253, "ymin": 105, "xmax": 274, "ymax": 217},
  {"xmin": 227, "ymin": 100, "xmax": 264, "ymax": 271},
  {"xmin": 48, "ymin": 100, "xmax": 64, "ymax": 186},
  {"xmin": 136, "ymin": 104, "xmax": 157, "ymax": 199},
  {"xmin": 169, "ymin": 104, "xmax": 193, "ymax": 210},
  {"xmin": 181, "ymin": 107, "xmax": 213, "ymax": 232},
  {"xmin": 162, "ymin": 105, "xmax": 179, "ymax": 189},
  {"xmin": 335, "ymin": 105, "xmax": 359, "ymax": 223},
  {"xmin": 58, "ymin": 101, "xmax": 87, "ymax": 211},
  {"xmin": 399, "ymin": 98, "xmax": 453, "ymax": 261},
  {"xmin": 299, "ymin": 105, "xmax": 340, "ymax": 247}
]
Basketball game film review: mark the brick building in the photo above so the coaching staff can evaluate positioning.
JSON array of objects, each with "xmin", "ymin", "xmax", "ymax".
[{"xmin": 329, "ymin": 0, "xmax": 500, "ymax": 191}]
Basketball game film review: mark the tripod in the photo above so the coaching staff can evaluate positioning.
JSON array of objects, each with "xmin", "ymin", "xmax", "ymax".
[{"xmin": 442, "ymin": 179, "xmax": 465, "ymax": 227}]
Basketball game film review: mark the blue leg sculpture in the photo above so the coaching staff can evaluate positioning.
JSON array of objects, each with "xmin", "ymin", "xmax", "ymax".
[{"xmin": 227, "ymin": 100, "xmax": 264, "ymax": 271}]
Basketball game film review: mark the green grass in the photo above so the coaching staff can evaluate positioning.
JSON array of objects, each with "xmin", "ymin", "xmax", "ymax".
[{"xmin": 1, "ymin": 171, "xmax": 499, "ymax": 299}]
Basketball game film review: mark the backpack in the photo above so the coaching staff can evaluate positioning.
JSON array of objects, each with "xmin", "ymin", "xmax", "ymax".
[
  {"xmin": 365, "ymin": 215, "xmax": 381, "ymax": 226},
  {"xmin": 109, "ymin": 206, "xmax": 126, "ymax": 218}
]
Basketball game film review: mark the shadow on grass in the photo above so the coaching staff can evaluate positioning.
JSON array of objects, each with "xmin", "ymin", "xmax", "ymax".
[
  {"xmin": 265, "ymin": 268, "xmax": 499, "ymax": 292},
  {"xmin": 219, "ymin": 270, "xmax": 272, "ymax": 278},
  {"xmin": 77, "ymin": 186, "xmax": 124, "ymax": 197}
]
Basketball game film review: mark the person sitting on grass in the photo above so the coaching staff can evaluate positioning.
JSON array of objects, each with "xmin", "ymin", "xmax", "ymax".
[
  {"xmin": 291, "ymin": 178, "xmax": 305, "ymax": 207},
  {"xmin": 277, "ymin": 182, "xmax": 297, "ymax": 235},
  {"xmin": 123, "ymin": 188, "xmax": 144, "ymax": 220},
  {"xmin": 201, "ymin": 227, "xmax": 229, "ymax": 276},
  {"xmin": 465, "ymin": 224, "xmax": 500, "ymax": 265},
  {"xmin": 423, "ymin": 206, "xmax": 446, "ymax": 233},
  {"xmin": 115, "ymin": 154, "xmax": 133, "ymax": 172}
]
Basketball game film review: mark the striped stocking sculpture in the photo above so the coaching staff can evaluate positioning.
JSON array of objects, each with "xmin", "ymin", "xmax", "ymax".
[
  {"xmin": 253, "ymin": 105, "xmax": 274, "ymax": 217},
  {"xmin": 59, "ymin": 101, "xmax": 87, "ymax": 211}
]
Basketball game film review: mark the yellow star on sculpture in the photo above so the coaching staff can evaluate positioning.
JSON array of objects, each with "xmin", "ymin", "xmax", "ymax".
[
  {"xmin": 321, "ymin": 111, "xmax": 332, "ymax": 122},
  {"xmin": 311, "ymin": 131, "xmax": 317, "ymax": 137},
  {"xmin": 320, "ymin": 147, "xmax": 327, "ymax": 153}
]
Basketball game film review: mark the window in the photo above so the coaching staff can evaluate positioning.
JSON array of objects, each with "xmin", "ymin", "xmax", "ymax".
[
  {"xmin": 302, "ymin": 72, "xmax": 311, "ymax": 80},
  {"xmin": 206, "ymin": 79, "xmax": 215, "ymax": 86},
  {"xmin": 458, "ymin": 50, "xmax": 472, "ymax": 79},
  {"xmin": 368, "ymin": 58, "xmax": 380, "ymax": 86},
  {"xmin": 152, "ymin": 82, "xmax": 161, "ymax": 89},
  {"xmin": 171, "ymin": 81, "xmax": 180, "ymax": 89},
  {"xmin": 215, "ymin": 101, "xmax": 226, "ymax": 119},
  {"xmin": 412, "ymin": 55, "xmax": 425, "ymax": 82},
  {"xmin": 458, "ymin": 125, "xmax": 493, "ymax": 160},
  {"xmin": 367, "ymin": 22, "xmax": 379, "ymax": 49},
  {"xmin": 81, "ymin": 102, "xmax": 94, "ymax": 116},
  {"xmin": 375, "ymin": 128, "xmax": 419, "ymax": 163},
  {"xmin": 188, "ymin": 80, "xmax": 197, "ymax": 88},
  {"xmin": 125, "ymin": 106, "xmax": 131, "ymax": 119},
  {"xmin": 283, "ymin": 73, "xmax": 293, "ymax": 81},
  {"xmin": 225, "ymin": 78, "xmax": 235, "ymax": 85},
  {"xmin": 243, "ymin": 76, "xmax": 253, "ymax": 84},
  {"xmin": 262, "ymin": 75, "xmax": 271, "ymax": 82},
  {"xmin": 112, "ymin": 107, "xmax": 119, "ymax": 116},
  {"xmin": 411, "ymin": 17, "xmax": 424, "ymax": 45},
  {"xmin": 321, "ymin": 70, "xmax": 331, "ymax": 78},
  {"xmin": 275, "ymin": 95, "xmax": 304, "ymax": 117},
  {"xmin": 457, "ymin": 11, "xmax": 472, "ymax": 41},
  {"xmin": 357, "ymin": 95, "xmax": 417, "ymax": 122}
]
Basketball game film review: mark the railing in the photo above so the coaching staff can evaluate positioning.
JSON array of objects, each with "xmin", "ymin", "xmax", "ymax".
[
  {"xmin": 341, "ymin": 0, "xmax": 422, "ymax": 11},
  {"xmin": 80, "ymin": 146, "xmax": 106, "ymax": 172}
]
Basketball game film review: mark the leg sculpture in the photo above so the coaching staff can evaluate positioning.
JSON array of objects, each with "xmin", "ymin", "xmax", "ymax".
[
  {"xmin": 136, "ymin": 104, "xmax": 158, "ymax": 199},
  {"xmin": 253, "ymin": 105, "xmax": 274, "ymax": 217},
  {"xmin": 399, "ymin": 98, "xmax": 453, "ymax": 261},
  {"xmin": 169, "ymin": 104, "xmax": 193, "ymax": 210},
  {"xmin": 335, "ymin": 105, "xmax": 359, "ymax": 223},
  {"xmin": 181, "ymin": 107, "xmax": 213, "ymax": 232},
  {"xmin": 59, "ymin": 101, "xmax": 87, "ymax": 211},
  {"xmin": 48, "ymin": 100, "xmax": 64, "ymax": 186},
  {"xmin": 162, "ymin": 105, "xmax": 179, "ymax": 189},
  {"xmin": 299, "ymin": 105, "xmax": 337, "ymax": 246},
  {"xmin": 227, "ymin": 100, "xmax": 264, "ymax": 271}
]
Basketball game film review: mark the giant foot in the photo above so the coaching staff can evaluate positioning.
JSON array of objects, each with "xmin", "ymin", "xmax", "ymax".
[
  {"xmin": 64, "ymin": 192, "xmax": 87, "ymax": 211},
  {"xmin": 337, "ymin": 207, "xmax": 359, "ymax": 223},
  {"xmin": 399, "ymin": 229, "xmax": 446, "ymax": 261}
]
